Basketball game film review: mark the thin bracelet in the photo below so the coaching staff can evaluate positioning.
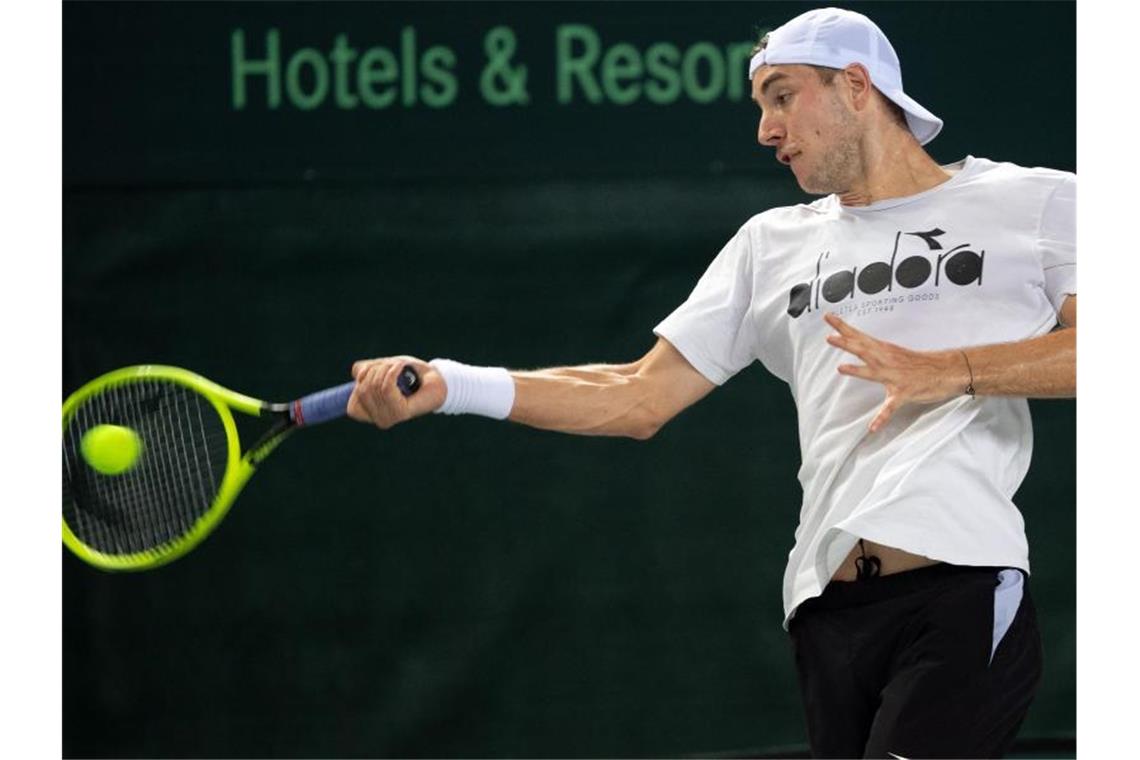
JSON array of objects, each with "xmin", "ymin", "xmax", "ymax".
[{"xmin": 961, "ymin": 350, "xmax": 976, "ymax": 397}]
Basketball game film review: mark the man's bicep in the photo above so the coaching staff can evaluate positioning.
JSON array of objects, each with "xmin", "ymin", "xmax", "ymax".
[{"xmin": 636, "ymin": 337, "xmax": 718, "ymax": 423}]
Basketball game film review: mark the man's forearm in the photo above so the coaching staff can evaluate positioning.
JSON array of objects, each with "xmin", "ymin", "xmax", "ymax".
[
  {"xmin": 508, "ymin": 364, "xmax": 662, "ymax": 439},
  {"xmin": 943, "ymin": 327, "xmax": 1076, "ymax": 399},
  {"xmin": 506, "ymin": 338, "xmax": 717, "ymax": 439},
  {"xmin": 346, "ymin": 338, "xmax": 714, "ymax": 436}
]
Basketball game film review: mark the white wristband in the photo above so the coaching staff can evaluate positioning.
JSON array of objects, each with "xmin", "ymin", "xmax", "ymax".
[{"xmin": 429, "ymin": 359, "xmax": 516, "ymax": 420}]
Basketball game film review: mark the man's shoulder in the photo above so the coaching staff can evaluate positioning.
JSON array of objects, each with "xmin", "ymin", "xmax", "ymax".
[{"xmin": 964, "ymin": 156, "xmax": 1075, "ymax": 189}]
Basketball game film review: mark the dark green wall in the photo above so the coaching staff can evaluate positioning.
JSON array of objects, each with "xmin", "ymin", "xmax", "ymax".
[{"xmin": 63, "ymin": 2, "xmax": 1076, "ymax": 757}]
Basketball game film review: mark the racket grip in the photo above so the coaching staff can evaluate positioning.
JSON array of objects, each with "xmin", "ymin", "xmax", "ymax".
[{"xmin": 291, "ymin": 366, "xmax": 421, "ymax": 426}]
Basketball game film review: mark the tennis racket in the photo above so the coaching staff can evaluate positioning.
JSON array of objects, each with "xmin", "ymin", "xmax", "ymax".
[{"xmin": 62, "ymin": 364, "xmax": 420, "ymax": 571}]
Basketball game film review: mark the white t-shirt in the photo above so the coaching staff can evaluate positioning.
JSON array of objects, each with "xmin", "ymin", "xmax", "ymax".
[{"xmin": 653, "ymin": 156, "xmax": 1076, "ymax": 627}]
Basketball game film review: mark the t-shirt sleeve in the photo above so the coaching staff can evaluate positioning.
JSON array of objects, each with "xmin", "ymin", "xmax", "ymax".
[
  {"xmin": 653, "ymin": 225, "xmax": 759, "ymax": 385},
  {"xmin": 1037, "ymin": 174, "xmax": 1076, "ymax": 317}
]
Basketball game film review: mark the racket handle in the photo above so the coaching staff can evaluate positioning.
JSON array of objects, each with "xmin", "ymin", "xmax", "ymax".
[{"xmin": 291, "ymin": 366, "xmax": 421, "ymax": 426}]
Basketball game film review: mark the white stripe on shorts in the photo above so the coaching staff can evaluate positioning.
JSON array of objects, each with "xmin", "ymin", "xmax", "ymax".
[{"xmin": 990, "ymin": 568, "xmax": 1024, "ymax": 665}]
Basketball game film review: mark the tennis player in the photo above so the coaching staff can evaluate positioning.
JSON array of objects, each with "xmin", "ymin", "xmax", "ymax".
[{"xmin": 347, "ymin": 8, "xmax": 1075, "ymax": 758}]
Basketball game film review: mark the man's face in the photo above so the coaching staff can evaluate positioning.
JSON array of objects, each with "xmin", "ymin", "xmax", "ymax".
[{"xmin": 751, "ymin": 64, "xmax": 862, "ymax": 195}]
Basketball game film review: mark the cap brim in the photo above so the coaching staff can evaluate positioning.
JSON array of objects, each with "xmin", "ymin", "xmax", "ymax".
[{"xmin": 880, "ymin": 87, "xmax": 943, "ymax": 146}]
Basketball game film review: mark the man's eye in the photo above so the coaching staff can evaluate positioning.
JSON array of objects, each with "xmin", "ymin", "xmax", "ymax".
[{"xmin": 776, "ymin": 93, "xmax": 790, "ymax": 105}]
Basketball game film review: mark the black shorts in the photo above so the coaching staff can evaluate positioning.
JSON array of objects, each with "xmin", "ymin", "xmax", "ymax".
[{"xmin": 788, "ymin": 563, "xmax": 1043, "ymax": 759}]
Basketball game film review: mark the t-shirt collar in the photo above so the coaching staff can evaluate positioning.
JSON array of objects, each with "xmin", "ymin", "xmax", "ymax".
[{"xmin": 835, "ymin": 155, "xmax": 976, "ymax": 213}]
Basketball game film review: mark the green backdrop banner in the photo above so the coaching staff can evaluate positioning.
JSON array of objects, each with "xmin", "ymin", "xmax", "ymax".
[
  {"xmin": 63, "ymin": 2, "xmax": 1075, "ymax": 757},
  {"xmin": 64, "ymin": 1, "xmax": 1075, "ymax": 185}
]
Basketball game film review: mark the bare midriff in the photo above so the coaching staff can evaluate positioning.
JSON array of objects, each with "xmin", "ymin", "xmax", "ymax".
[{"xmin": 829, "ymin": 539, "xmax": 941, "ymax": 582}]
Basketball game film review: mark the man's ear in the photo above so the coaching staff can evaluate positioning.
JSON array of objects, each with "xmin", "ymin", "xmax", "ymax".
[{"xmin": 841, "ymin": 63, "xmax": 873, "ymax": 111}]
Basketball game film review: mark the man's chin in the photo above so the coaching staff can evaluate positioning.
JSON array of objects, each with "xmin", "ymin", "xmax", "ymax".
[
  {"xmin": 793, "ymin": 171, "xmax": 841, "ymax": 197},
  {"xmin": 790, "ymin": 166, "xmax": 819, "ymax": 194},
  {"xmin": 795, "ymin": 177, "xmax": 831, "ymax": 196}
]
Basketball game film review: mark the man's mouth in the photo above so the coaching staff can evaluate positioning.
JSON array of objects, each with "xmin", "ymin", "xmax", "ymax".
[{"xmin": 778, "ymin": 150, "xmax": 801, "ymax": 165}]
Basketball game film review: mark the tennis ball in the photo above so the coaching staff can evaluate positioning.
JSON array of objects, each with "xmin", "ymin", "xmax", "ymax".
[{"xmin": 80, "ymin": 424, "xmax": 143, "ymax": 475}]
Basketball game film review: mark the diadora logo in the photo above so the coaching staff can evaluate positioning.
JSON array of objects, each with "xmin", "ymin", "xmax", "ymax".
[{"xmin": 787, "ymin": 228, "xmax": 985, "ymax": 318}]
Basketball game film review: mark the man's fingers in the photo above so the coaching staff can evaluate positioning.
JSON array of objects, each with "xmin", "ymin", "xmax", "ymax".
[
  {"xmin": 824, "ymin": 312, "xmax": 861, "ymax": 337},
  {"xmin": 827, "ymin": 333, "xmax": 855, "ymax": 352},
  {"xmin": 348, "ymin": 367, "xmax": 378, "ymax": 420},
  {"xmin": 828, "ymin": 334, "xmax": 876, "ymax": 367},
  {"xmin": 346, "ymin": 355, "xmax": 441, "ymax": 429},
  {"xmin": 870, "ymin": 396, "xmax": 898, "ymax": 433},
  {"xmin": 838, "ymin": 363, "xmax": 874, "ymax": 381},
  {"xmin": 356, "ymin": 356, "xmax": 402, "ymax": 376},
  {"xmin": 346, "ymin": 360, "xmax": 392, "ymax": 427},
  {"xmin": 379, "ymin": 361, "xmax": 404, "ymax": 407},
  {"xmin": 345, "ymin": 384, "xmax": 366, "ymax": 421}
]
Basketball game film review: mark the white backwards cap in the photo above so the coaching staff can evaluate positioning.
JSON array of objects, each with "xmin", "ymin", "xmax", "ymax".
[{"xmin": 749, "ymin": 7, "xmax": 943, "ymax": 145}]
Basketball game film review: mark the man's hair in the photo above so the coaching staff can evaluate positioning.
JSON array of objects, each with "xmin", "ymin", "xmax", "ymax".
[{"xmin": 751, "ymin": 32, "xmax": 908, "ymax": 129}]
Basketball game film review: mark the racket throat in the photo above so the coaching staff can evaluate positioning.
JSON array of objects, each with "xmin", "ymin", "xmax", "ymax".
[{"xmin": 246, "ymin": 410, "xmax": 294, "ymax": 467}]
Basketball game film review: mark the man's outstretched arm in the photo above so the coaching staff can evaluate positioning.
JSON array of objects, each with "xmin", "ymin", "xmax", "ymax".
[{"xmin": 347, "ymin": 337, "xmax": 717, "ymax": 440}]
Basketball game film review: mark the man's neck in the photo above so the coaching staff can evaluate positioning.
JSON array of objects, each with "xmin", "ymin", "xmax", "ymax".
[{"xmin": 837, "ymin": 137, "xmax": 951, "ymax": 207}]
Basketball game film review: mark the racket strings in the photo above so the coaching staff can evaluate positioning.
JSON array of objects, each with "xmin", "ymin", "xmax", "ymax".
[{"xmin": 63, "ymin": 379, "xmax": 231, "ymax": 556}]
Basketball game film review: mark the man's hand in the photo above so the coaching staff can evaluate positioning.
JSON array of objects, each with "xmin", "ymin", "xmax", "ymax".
[
  {"xmin": 823, "ymin": 313, "xmax": 966, "ymax": 433},
  {"xmin": 347, "ymin": 356, "xmax": 448, "ymax": 430}
]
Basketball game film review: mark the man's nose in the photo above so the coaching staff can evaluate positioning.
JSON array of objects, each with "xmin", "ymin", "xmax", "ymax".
[{"xmin": 758, "ymin": 112, "xmax": 783, "ymax": 147}]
